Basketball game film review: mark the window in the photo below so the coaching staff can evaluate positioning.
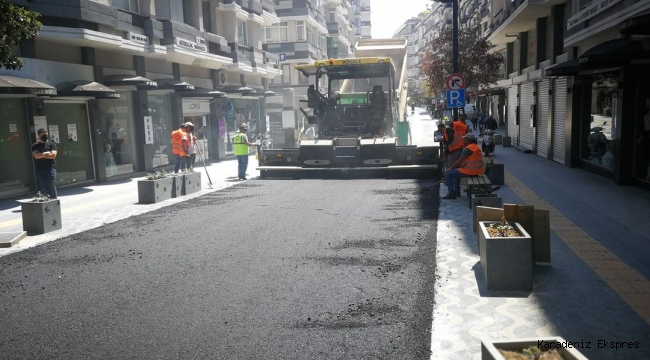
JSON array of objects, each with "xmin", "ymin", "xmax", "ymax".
[
  {"xmin": 578, "ymin": 0, "xmax": 592, "ymax": 10},
  {"xmin": 281, "ymin": 64, "xmax": 291, "ymax": 84},
  {"xmin": 266, "ymin": 22, "xmax": 288, "ymax": 43},
  {"xmin": 297, "ymin": 21, "xmax": 306, "ymax": 41},
  {"xmin": 329, "ymin": 12, "xmax": 336, "ymax": 22},
  {"xmin": 111, "ymin": 0, "xmax": 139, "ymax": 13},
  {"xmin": 155, "ymin": 0, "xmax": 184, "ymax": 22},
  {"xmin": 237, "ymin": 19, "xmax": 248, "ymax": 46}
]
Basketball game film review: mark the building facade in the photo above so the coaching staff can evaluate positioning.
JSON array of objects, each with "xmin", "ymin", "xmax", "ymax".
[
  {"xmin": 0, "ymin": 0, "xmax": 281, "ymax": 199},
  {"xmin": 485, "ymin": 0, "xmax": 650, "ymax": 189}
]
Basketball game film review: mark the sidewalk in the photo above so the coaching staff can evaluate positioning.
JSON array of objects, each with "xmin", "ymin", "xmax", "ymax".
[
  {"xmin": 0, "ymin": 155, "xmax": 260, "ymax": 257},
  {"xmin": 431, "ymin": 136, "xmax": 650, "ymax": 359}
]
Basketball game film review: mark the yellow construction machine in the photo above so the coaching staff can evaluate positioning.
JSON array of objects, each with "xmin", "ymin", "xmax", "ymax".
[{"xmin": 256, "ymin": 38, "xmax": 441, "ymax": 179}]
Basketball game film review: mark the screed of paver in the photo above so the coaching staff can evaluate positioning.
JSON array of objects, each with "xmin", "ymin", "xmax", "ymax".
[{"xmin": 505, "ymin": 171, "xmax": 650, "ymax": 325}]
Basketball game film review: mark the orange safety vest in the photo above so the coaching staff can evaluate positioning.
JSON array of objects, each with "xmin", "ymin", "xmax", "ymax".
[
  {"xmin": 458, "ymin": 143, "xmax": 483, "ymax": 176},
  {"xmin": 171, "ymin": 129, "xmax": 189, "ymax": 156},
  {"xmin": 448, "ymin": 120, "xmax": 468, "ymax": 152}
]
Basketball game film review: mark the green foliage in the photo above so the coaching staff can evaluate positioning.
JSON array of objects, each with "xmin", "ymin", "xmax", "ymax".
[
  {"xmin": 145, "ymin": 170, "xmax": 171, "ymax": 180},
  {"xmin": 31, "ymin": 191, "xmax": 51, "ymax": 202},
  {"xmin": 420, "ymin": 23, "xmax": 504, "ymax": 94},
  {"xmin": 0, "ymin": 0, "xmax": 42, "ymax": 70}
]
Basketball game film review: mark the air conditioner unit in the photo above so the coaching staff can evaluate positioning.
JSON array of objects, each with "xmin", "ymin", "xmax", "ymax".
[{"xmin": 215, "ymin": 70, "xmax": 227, "ymax": 86}]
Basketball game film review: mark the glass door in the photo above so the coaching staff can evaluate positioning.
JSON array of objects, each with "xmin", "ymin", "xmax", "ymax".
[
  {"xmin": 0, "ymin": 99, "xmax": 32, "ymax": 196},
  {"xmin": 44, "ymin": 101, "xmax": 95, "ymax": 186}
]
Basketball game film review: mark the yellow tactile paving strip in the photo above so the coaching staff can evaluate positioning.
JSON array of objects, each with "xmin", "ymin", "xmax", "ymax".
[{"xmin": 505, "ymin": 170, "xmax": 650, "ymax": 325}]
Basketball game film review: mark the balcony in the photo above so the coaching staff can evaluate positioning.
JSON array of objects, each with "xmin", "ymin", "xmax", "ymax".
[
  {"xmin": 261, "ymin": 0, "xmax": 275, "ymax": 13},
  {"xmin": 488, "ymin": 0, "xmax": 566, "ymax": 46},
  {"xmin": 251, "ymin": 48, "xmax": 281, "ymax": 78},
  {"xmin": 221, "ymin": 0, "xmax": 263, "ymax": 16},
  {"xmin": 228, "ymin": 43, "xmax": 254, "ymax": 73},
  {"xmin": 361, "ymin": 21, "xmax": 371, "ymax": 27},
  {"xmin": 481, "ymin": 3, "xmax": 489, "ymax": 18},
  {"xmin": 327, "ymin": 22, "xmax": 341, "ymax": 34},
  {"xmin": 361, "ymin": 6, "xmax": 370, "ymax": 12}
]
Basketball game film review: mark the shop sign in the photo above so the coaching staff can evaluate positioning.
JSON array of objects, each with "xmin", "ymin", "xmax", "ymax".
[
  {"xmin": 144, "ymin": 116, "xmax": 154, "ymax": 144},
  {"xmin": 218, "ymin": 118, "xmax": 226, "ymax": 138},
  {"xmin": 127, "ymin": 32, "xmax": 149, "ymax": 44},
  {"xmin": 567, "ymin": 0, "xmax": 621, "ymax": 30},
  {"xmin": 174, "ymin": 37, "xmax": 207, "ymax": 52},
  {"xmin": 29, "ymin": 88, "xmax": 57, "ymax": 95},
  {"xmin": 182, "ymin": 100, "xmax": 210, "ymax": 114}
]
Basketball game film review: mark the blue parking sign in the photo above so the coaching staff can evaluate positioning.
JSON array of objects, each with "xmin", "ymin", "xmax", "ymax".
[
  {"xmin": 446, "ymin": 89, "xmax": 466, "ymax": 109},
  {"xmin": 279, "ymin": 54, "xmax": 286, "ymax": 61}
]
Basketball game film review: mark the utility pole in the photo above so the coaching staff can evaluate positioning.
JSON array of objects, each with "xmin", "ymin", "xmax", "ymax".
[{"xmin": 436, "ymin": 0, "xmax": 460, "ymax": 120}]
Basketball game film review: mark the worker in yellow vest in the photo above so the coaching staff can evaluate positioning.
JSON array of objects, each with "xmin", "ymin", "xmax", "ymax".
[
  {"xmin": 442, "ymin": 133, "xmax": 483, "ymax": 199},
  {"xmin": 233, "ymin": 123, "xmax": 256, "ymax": 180},
  {"xmin": 171, "ymin": 123, "xmax": 189, "ymax": 173}
]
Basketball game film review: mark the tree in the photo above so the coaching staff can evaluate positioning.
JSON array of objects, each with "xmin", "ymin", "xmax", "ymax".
[
  {"xmin": 0, "ymin": 0, "xmax": 42, "ymax": 70},
  {"xmin": 420, "ymin": 23, "xmax": 504, "ymax": 95}
]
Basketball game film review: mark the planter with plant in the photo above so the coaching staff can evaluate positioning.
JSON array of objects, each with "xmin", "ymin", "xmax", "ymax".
[
  {"xmin": 21, "ymin": 192, "xmax": 62, "ymax": 235},
  {"xmin": 479, "ymin": 217, "xmax": 533, "ymax": 291},
  {"xmin": 138, "ymin": 170, "xmax": 174, "ymax": 204},
  {"xmin": 481, "ymin": 337, "xmax": 589, "ymax": 360},
  {"xmin": 181, "ymin": 168, "xmax": 201, "ymax": 196}
]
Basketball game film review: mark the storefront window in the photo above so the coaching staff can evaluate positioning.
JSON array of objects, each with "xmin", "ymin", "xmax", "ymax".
[
  {"xmin": 148, "ymin": 95, "xmax": 173, "ymax": 167},
  {"xmin": 183, "ymin": 115, "xmax": 211, "ymax": 161},
  {"xmin": 0, "ymin": 99, "xmax": 32, "ymax": 196},
  {"xmin": 99, "ymin": 92, "xmax": 138, "ymax": 178},
  {"xmin": 43, "ymin": 101, "xmax": 95, "ymax": 186},
  {"xmin": 581, "ymin": 71, "xmax": 618, "ymax": 171}
]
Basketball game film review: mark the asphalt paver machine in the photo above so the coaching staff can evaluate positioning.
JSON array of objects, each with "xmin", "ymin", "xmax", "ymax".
[{"xmin": 256, "ymin": 38, "xmax": 441, "ymax": 179}]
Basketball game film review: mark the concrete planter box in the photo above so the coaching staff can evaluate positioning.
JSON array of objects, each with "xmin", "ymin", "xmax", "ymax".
[
  {"xmin": 182, "ymin": 172, "xmax": 201, "ymax": 195},
  {"xmin": 472, "ymin": 195, "xmax": 503, "ymax": 233},
  {"xmin": 485, "ymin": 164, "xmax": 504, "ymax": 185},
  {"xmin": 171, "ymin": 175, "xmax": 183, "ymax": 198},
  {"xmin": 502, "ymin": 136, "xmax": 512, "ymax": 147},
  {"xmin": 494, "ymin": 134, "xmax": 503, "ymax": 145},
  {"xmin": 481, "ymin": 337, "xmax": 589, "ymax": 360},
  {"xmin": 138, "ymin": 177, "xmax": 174, "ymax": 204},
  {"xmin": 21, "ymin": 199, "xmax": 62, "ymax": 235},
  {"xmin": 479, "ymin": 221, "xmax": 533, "ymax": 292}
]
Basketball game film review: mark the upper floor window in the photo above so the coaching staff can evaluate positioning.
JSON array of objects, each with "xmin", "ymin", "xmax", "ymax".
[
  {"xmin": 266, "ymin": 22, "xmax": 288, "ymax": 43},
  {"xmin": 281, "ymin": 64, "xmax": 291, "ymax": 84},
  {"xmin": 578, "ymin": 0, "xmax": 592, "ymax": 10},
  {"xmin": 155, "ymin": 0, "xmax": 183, "ymax": 22},
  {"xmin": 329, "ymin": 12, "xmax": 336, "ymax": 22},
  {"xmin": 237, "ymin": 19, "xmax": 248, "ymax": 46},
  {"xmin": 297, "ymin": 21, "xmax": 306, "ymax": 41},
  {"xmin": 111, "ymin": 0, "xmax": 139, "ymax": 13}
]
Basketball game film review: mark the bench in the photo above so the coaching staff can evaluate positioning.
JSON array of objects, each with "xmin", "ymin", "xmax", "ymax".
[{"xmin": 459, "ymin": 158, "xmax": 499, "ymax": 207}]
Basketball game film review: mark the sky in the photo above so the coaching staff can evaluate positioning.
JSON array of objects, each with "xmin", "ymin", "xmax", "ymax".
[{"xmin": 371, "ymin": 0, "xmax": 433, "ymax": 39}]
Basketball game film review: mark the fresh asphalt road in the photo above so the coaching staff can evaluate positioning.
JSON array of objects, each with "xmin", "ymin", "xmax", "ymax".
[{"xmin": 0, "ymin": 109, "xmax": 443, "ymax": 360}]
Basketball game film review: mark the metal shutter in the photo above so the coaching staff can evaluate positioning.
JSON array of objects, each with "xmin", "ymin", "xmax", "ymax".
[
  {"xmin": 536, "ymin": 79, "xmax": 550, "ymax": 159},
  {"xmin": 552, "ymin": 77, "xmax": 567, "ymax": 164},
  {"xmin": 507, "ymin": 86, "xmax": 518, "ymax": 142},
  {"xmin": 518, "ymin": 83, "xmax": 534, "ymax": 150}
]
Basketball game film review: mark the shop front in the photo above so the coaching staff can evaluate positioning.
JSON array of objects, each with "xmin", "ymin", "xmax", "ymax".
[
  {"xmin": 220, "ymin": 97, "xmax": 261, "ymax": 156},
  {"xmin": 97, "ymin": 91, "xmax": 140, "ymax": 178},
  {"xmin": 182, "ymin": 98, "xmax": 213, "ymax": 161}
]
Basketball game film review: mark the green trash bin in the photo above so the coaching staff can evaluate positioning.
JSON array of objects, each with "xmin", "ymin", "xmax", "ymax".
[{"xmin": 397, "ymin": 121, "xmax": 409, "ymax": 146}]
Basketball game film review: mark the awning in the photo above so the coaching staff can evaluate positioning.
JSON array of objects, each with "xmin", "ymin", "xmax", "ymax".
[
  {"xmin": 179, "ymin": 87, "xmax": 228, "ymax": 98},
  {"xmin": 620, "ymin": 9, "xmax": 650, "ymax": 35},
  {"xmin": 258, "ymin": 90, "xmax": 278, "ymax": 97},
  {"xmin": 55, "ymin": 81, "xmax": 120, "ymax": 99},
  {"xmin": 578, "ymin": 38, "xmax": 650, "ymax": 66},
  {"xmin": 544, "ymin": 59, "xmax": 580, "ymax": 77},
  {"xmin": 103, "ymin": 75, "xmax": 158, "ymax": 90},
  {"xmin": 153, "ymin": 78, "xmax": 195, "ymax": 91},
  {"xmin": 222, "ymin": 86, "xmax": 257, "ymax": 95},
  {"xmin": 0, "ymin": 75, "xmax": 57, "ymax": 96}
]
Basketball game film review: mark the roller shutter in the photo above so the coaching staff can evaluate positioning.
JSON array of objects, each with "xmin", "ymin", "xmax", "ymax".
[
  {"xmin": 518, "ymin": 82, "xmax": 534, "ymax": 150},
  {"xmin": 536, "ymin": 79, "xmax": 550, "ymax": 159},
  {"xmin": 507, "ymin": 86, "xmax": 518, "ymax": 142},
  {"xmin": 552, "ymin": 77, "xmax": 567, "ymax": 164}
]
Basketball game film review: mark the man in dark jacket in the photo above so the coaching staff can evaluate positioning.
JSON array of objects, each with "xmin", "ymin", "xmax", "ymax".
[
  {"xmin": 485, "ymin": 116, "xmax": 498, "ymax": 131},
  {"xmin": 32, "ymin": 128, "xmax": 58, "ymax": 199}
]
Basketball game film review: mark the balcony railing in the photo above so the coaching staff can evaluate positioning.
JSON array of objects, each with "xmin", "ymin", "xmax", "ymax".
[
  {"xmin": 230, "ymin": 44, "xmax": 254, "ymax": 65},
  {"xmin": 261, "ymin": 0, "xmax": 275, "ymax": 13},
  {"xmin": 221, "ymin": 0, "xmax": 263, "ymax": 15},
  {"xmin": 327, "ymin": 22, "xmax": 341, "ymax": 34}
]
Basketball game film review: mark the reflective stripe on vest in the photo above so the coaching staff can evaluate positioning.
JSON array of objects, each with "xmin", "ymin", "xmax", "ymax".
[
  {"xmin": 458, "ymin": 143, "xmax": 483, "ymax": 176},
  {"xmin": 449, "ymin": 121, "xmax": 467, "ymax": 152},
  {"xmin": 233, "ymin": 132, "xmax": 248, "ymax": 156},
  {"xmin": 171, "ymin": 130, "xmax": 182, "ymax": 155}
]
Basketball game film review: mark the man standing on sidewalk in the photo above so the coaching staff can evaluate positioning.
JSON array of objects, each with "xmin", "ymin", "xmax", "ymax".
[
  {"xmin": 171, "ymin": 123, "xmax": 189, "ymax": 173},
  {"xmin": 31, "ymin": 128, "xmax": 58, "ymax": 199},
  {"xmin": 442, "ymin": 133, "xmax": 483, "ymax": 200},
  {"xmin": 233, "ymin": 123, "xmax": 256, "ymax": 180}
]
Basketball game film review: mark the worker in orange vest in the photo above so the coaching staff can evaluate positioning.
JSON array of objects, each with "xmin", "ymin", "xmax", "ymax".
[
  {"xmin": 171, "ymin": 123, "xmax": 189, "ymax": 173},
  {"xmin": 445, "ymin": 115, "xmax": 469, "ymax": 170},
  {"xmin": 442, "ymin": 133, "xmax": 483, "ymax": 199}
]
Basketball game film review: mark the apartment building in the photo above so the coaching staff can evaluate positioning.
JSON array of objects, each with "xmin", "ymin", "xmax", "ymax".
[
  {"xmin": 485, "ymin": 0, "xmax": 650, "ymax": 188},
  {"xmin": 0, "ymin": 0, "xmax": 282, "ymax": 199}
]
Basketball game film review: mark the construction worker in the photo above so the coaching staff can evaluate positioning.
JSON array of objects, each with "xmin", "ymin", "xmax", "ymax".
[
  {"xmin": 445, "ymin": 114, "xmax": 468, "ymax": 171},
  {"xmin": 185, "ymin": 122, "xmax": 197, "ymax": 171},
  {"xmin": 233, "ymin": 123, "xmax": 256, "ymax": 180},
  {"xmin": 171, "ymin": 122, "xmax": 189, "ymax": 173},
  {"xmin": 442, "ymin": 133, "xmax": 483, "ymax": 199}
]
